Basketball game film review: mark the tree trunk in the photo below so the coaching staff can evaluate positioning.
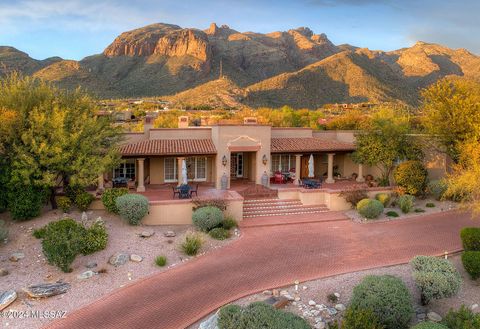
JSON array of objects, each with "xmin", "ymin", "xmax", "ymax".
[{"xmin": 50, "ymin": 187, "xmax": 58, "ymax": 210}]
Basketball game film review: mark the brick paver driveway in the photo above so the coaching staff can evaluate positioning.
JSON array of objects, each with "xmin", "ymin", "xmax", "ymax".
[{"xmin": 47, "ymin": 210, "xmax": 479, "ymax": 329}]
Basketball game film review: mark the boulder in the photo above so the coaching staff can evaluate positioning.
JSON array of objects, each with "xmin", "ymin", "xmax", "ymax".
[
  {"xmin": 138, "ymin": 231, "xmax": 155, "ymax": 238},
  {"xmin": 335, "ymin": 304, "xmax": 346, "ymax": 312},
  {"xmin": 130, "ymin": 254, "xmax": 143, "ymax": 262},
  {"xmin": 77, "ymin": 270, "xmax": 96, "ymax": 280},
  {"xmin": 109, "ymin": 253, "xmax": 129, "ymax": 267},
  {"xmin": 309, "ymin": 300, "xmax": 317, "ymax": 306},
  {"xmin": 164, "ymin": 230, "xmax": 176, "ymax": 237},
  {"xmin": 0, "ymin": 268, "xmax": 9, "ymax": 276},
  {"xmin": 9, "ymin": 252, "xmax": 25, "ymax": 262},
  {"xmin": 199, "ymin": 313, "xmax": 219, "ymax": 329},
  {"xmin": 24, "ymin": 282, "xmax": 70, "ymax": 298},
  {"xmin": 427, "ymin": 311, "xmax": 442, "ymax": 322},
  {"xmin": 0, "ymin": 290, "xmax": 17, "ymax": 311}
]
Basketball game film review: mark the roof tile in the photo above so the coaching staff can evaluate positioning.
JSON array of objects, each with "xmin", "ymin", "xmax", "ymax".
[
  {"xmin": 271, "ymin": 138, "xmax": 355, "ymax": 153},
  {"xmin": 120, "ymin": 139, "xmax": 217, "ymax": 156}
]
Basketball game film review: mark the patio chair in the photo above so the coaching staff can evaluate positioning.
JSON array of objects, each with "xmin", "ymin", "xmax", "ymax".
[
  {"xmin": 172, "ymin": 186, "xmax": 180, "ymax": 199},
  {"xmin": 273, "ymin": 172, "xmax": 285, "ymax": 184},
  {"xmin": 127, "ymin": 178, "xmax": 136, "ymax": 190},
  {"xmin": 190, "ymin": 184, "xmax": 199, "ymax": 197}
]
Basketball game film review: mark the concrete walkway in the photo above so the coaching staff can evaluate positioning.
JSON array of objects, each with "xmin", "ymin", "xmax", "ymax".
[{"xmin": 46, "ymin": 210, "xmax": 479, "ymax": 329}]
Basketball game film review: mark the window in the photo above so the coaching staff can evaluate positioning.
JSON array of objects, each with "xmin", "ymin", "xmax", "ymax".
[
  {"xmin": 196, "ymin": 157, "xmax": 206, "ymax": 180},
  {"xmin": 164, "ymin": 157, "xmax": 207, "ymax": 182},
  {"xmin": 114, "ymin": 160, "xmax": 136, "ymax": 180},
  {"xmin": 164, "ymin": 158, "xmax": 177, "ymax": 182},
  {"xmin": 271, "ymin": 155, "xmax": 281, "ymax": 172},
  {"xmin": 271, "ymin": 154, "xmax": 295, "ymax": 173}
]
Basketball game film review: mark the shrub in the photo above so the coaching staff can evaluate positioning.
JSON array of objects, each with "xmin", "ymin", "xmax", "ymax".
[
  {"xmin": 340, "ymin": 188, "xmax": 368, "ymax": 208},
  {"xmin": 192, "ymin": 198, "xmax": 227, "ymax": 211},
  {"xmin": 75, "ymin": 192, "xmax": 94, "ymax": 211},
  {"xmin": 209, "ymin": 227, "xmax": 230, "ymax": 240},
  {"xmin": 427, "ymin": 180, "xmax": 448, "ymax": 201},
  {"xmin": 411, "ymin": 322, "xmax": 449, "ymax": 329},
  {"xmin": 398, "ymin": 195, "xmax": 415, "ymax": 213},
  {"xmin": 375, "ymin": 193, "xmax": 391, "ymax": 207},
  {"xmin": 65, "ymin": 184, "xmax": 85, "ymax": 201},
  {"xmin": 461, "ymin": 251, "xmax": 480, "ymax": 280},
  {"xmin": 442, "ymin": 305, "xmax": 480, "ymax": 329},
  {"xmin": 327, "ymin": 293, "xmax": 338, "ymax": 303},
  {"xmin": 356, "ymin": 199, "xmax": 384, "ymax": 219},
  {"xmin": 155, "ymin": 255, "xmax": 167, "ymax": 267},
  {"xmin": 81, "ymin": 220, "xmax": 108, "ymax": 255},
  {"xmin": 8, "ymin": 185, "xmax": 45, "ymax": 220},
  {"xmin": 460, "ymin": 227, "xmax": 480, "ymax": 251},
  {"xmin": 222, "ymin": 216, "xmax": 238, "ymax": 230},
  {"xmin": 181, "ymin": 233, "xmax": 203, "ymax": 256},
  {"xmin": 56, "ymin": 196, "xmax": 72, "ymax": 213},
  {"xmin": 341, "ymin": 307, "xmax": 385, "ymax": 329},
  {"xmin": 386, "ymin": 211, "xmax": 399, "ymax": 217},
  {"xmin": 0, "ymin": 220, "xmax": 8, "ymax": 242},
  {"xmin": 349, "ymin": 275, "xmax": 413, "ymax": 329},
  {"xmin": 217, "ymin": 302, "xmax": 310, "ymax": 329},
  {"xmin": 394, "ymin": 161, "xmax": 428, "ymax": 196},
  {"xmin": 426, "ymin": 203, "xmax": 435, "ymax": 208},
  {"xmin": 101, "ymin": 188, "xmax": 128, "ymax": 213},
  {"xmin": 115, "ymin": 194, "xmax": 149, "ymax": 225},
  {"xmin": 192, "ymin": 206, "xmax": 224, "ymax": 231},
  {"xmin": 414, "ymin": 208, "xmax": 426, "ymax": 213},
  {"xmin": 411, "ymin": 256, "xmax": 462, "ymax": 305}
]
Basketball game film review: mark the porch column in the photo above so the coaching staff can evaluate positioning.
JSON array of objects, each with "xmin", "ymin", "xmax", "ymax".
[
  {"xmin": 294, "ymin": 154, "xmax": 302, "ymax": 185},
  {"xmin": 177, "ymin": 157, "xmax": 185, "ymax": 186},
  {"xmin": 136, "ymin": 158, "xmax": 145, "ymax": 192},
  {"xmin": 326, "ymin": 153, "xmax": 335, "ymax": 184},
  {"xmin": 97, "ymin": 174, "xmax": 104, "ymax": 192},
  {"xmin": 356, "ymin": 163, "xmax": 365, "ymax": 182}
]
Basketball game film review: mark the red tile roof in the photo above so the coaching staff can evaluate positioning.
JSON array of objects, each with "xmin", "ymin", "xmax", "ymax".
[
  {"xmin": 120, "ymin": 139, "xmax": 217, "ymax": 156},
  {"xmin": 271, "ymin": 138, "xmax": 355, "ymax": 153}
]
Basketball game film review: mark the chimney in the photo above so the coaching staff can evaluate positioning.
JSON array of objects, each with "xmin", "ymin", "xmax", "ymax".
[
  {"xmin": 243, "ymin": 117, "xmax": 258, "ymax": 125},
  {"xmin": 178, "ymin": 116, "xmax": 189, "ymax": 128},
  {"xmin": 144, "ymin": 115, "xmax": 154, "ymax": 138}
]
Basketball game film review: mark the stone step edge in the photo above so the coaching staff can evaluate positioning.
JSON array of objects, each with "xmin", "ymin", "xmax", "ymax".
[
  {"xmin": 243, "ymin": 207, "xmax": 329, "ymax": 215},
  {"xmin": 243, "ymin": 209, "xmax": 330, "ymax": 218},
  {"xmin": 243, "ymin": 204, "xmax": 327, "ymax": 211}
]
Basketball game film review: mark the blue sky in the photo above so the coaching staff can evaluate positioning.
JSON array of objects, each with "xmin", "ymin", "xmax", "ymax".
[{"xmin": 1, "ymin": 0, "xmax": 479, "ymax": 60}]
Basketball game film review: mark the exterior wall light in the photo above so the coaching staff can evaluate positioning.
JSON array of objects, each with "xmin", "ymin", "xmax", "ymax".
[
  {"xmin": 222, "ymin": 155, "xmax": 228, "ymax": 166},
  {"xmin": 262, "ymin": 154, "xmax": 268, "ymax": 165}
]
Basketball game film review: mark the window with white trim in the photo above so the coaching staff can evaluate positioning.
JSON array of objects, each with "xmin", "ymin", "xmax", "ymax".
[
  {"xmin": 186, "ymin": 156, "xmax": 207, "ymax": 181},
  {"xmin": 164, "ymin": 157, "xmax": 177, "ymax": 182},
  {"xmin": 114, "ymin": 159, "xmax": 136, "ymax": 179},
  {"xmin": 271, "ymin": 154, "xmax": 295, "ymax": 173}
]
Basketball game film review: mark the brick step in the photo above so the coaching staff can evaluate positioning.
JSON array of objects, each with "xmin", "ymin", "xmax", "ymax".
[
  {"xmin": 244, "ymin": 205, "xmax": 328, "ymax": 214},
  {"xmin": 243, "ymin": 198, "xmax": 298, "ymax": 205},
  {"xmin": 243, "ymin": 203, "xmax": 307, "ymax": 211},
  {"xmin": 243, "ymin": 208, "xmax": 330, "ymax": 218}
]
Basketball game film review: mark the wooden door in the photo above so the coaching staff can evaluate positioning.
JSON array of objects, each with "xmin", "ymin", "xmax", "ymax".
[{"xmin": 301, "ymin": 157, "xmax": 309, "ymax": 178}]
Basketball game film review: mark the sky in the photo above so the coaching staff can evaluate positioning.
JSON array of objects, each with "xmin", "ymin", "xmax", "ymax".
[{"xmin": 0, "ymin": 0, "xmax": 479, "ymax": 60}]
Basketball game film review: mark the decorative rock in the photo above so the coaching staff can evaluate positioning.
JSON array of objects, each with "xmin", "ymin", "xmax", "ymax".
[
  {"xmin": 108, "ymin": 253, "xmax": 129, "ymax": 267},
  {"xmin": 0, "ymin": 268, "xmax": 9, "ymax": 276},
  {"xmin": 164, "ymin": 231, "xmax": 176, "ymax": 237},
  {"xmin": 86, "ymin": 261, "xmax": 97, "ymax": 269},
  {"xmin": 262, "ymin": 290, "xmax": 272, "ymax": 295},
  {"xmin": 471, "ymin": 304, "xmax": 479, "ymax": 311},
  {"xmin": 334, "ymin": 292, "xmax": 340, "ymax": 298},
  {"xmin": 273, "ymin": 296, "xmax": 289, "ymax": 309},
  {"xmin": 427, "ymin": 311, "xmax": 442, "ymax": 322},
  {"xmin": 139, "ymin": 231, "xmax": 155, "ymax": 238},
  {"xmin": 280, "ymin": 290, "xmax": 288, "ymax": 296},
  {"xmin": 294, "ymin": 296, "xmax": 301, "ymax": 301},
  {"xmin": 284, "ymin": 294, "xmax": 294, "ymax": 301},
  {"xmin": 130, "ymin": 254, "xmax": 143, "ymax": 262},
  {"xmin": 24, "ymin": 282, "xmax": 70, "ymax": 298},
  {"xmin": 199, "ymin": 312, "xmax": 219, "ymax": 329},
  {"xmin": 9, "ymin": 252, "xmax": 25, "ymax": 262},
  {"xmin": 327, "ymin": 307, "xmax": 338, "ymax": 316},
  {"xmin": 335, "ymin": 304, "xmax": 346, "ymax": 312},
  {"xmin": 77, "ymin": 270, "xmax": 96, "ymax": 280},
  {"xmin": 315, "ymin": 322, "xmax": 326, "ymax": 329},
  {"xmin": 0, "ymin": 290, "xmax": 17, "ymax": 311},
  {"xmin": 272, "ymin": 289, "xmax": 279, "ymax": 297},
  {"xmin": 309, "ymin": 300, "xmax": 316, "ymax": 306},
  {"xmin": 81, "ymin": 211, "xmax": 88, "ymax": 221}
]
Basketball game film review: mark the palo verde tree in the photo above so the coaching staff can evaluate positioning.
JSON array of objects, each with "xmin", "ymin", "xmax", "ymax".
[
  {"xmin": 352, "ymin": 106, "xmax": 423, "ymax": 186},
  {"xmin": 0, "ymin": 73, "xmax": 123, "ymax": 209}
]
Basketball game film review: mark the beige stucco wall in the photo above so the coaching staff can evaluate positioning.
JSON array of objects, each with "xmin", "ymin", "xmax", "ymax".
[
  {"xmin": 148, "ymin": 128, "xmax": 212, "ymax": 140},
  {"xmin": 271, "ymin": 128, "xmax": 313, "ymax": 138},
  {"xmin": 122, "ymin": 132, "xmax": 146, "ymax": 145}
]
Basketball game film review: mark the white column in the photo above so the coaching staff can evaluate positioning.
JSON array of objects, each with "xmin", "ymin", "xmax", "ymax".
[
  {"xmin": 136, "ymin": 158, "xmax": 145, "ymax": 192},
  {"xmin": 294, "ymin": 154, "xmax": 302, "ymax": 185},
  {"xmin": 177, "ymin": 157, "xmax": 185, "ymax": 186},
  {"xmin": 326, "ymin": 153, "xmax": 335, "ymax": 184},
  {"xmin": 356, "ymin": 163, "xmax": 365, "ymax": 182},
  {"xmin": 97, "ymin": 174, "xmax": 104, "ymax": 192}
]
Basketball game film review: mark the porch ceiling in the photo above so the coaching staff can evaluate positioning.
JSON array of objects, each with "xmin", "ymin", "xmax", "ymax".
[
  {"xmin": 271, "ymin": 138, "xmax": 355, "ymax": 153},
  {"xmin": 120, "ymin": 139, "xmax": 217, "ymax": 156}
]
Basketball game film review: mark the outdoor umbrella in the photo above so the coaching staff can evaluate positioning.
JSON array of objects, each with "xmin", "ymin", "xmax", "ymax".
[
  {"xmin": 308, "ymin": 154, "xmax": 314, "ymax": 178},
  {"xmin": 182, "ymin": 159, "xmax": 188, "ymax": 185}
]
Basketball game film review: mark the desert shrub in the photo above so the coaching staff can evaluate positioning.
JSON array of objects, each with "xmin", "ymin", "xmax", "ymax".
[
  {"xmin": 427, "ymin": 180, "xmax": 448, "ymax": 201},
  {"xmin": 8, "ymin": 185, "xmax": 45, "ymax": 220},
  {"xmin": 222, "ymin": 216, "xmax": 238, "ymax": 230},
  {"xmin": 217, "ymin": 302, "xmax": 310, "ymax": 329},
  {"xmin": 0, "ymin": 220, "xmax": 8, "ymax": 242},
  {"xmin": 192, "ymin": 198, "xmax": 227, "ymax": 211},
  {"xmin": 386, "ymin": 211, "xmax": 399, "ymax": 217},
  {"xmin": 192, "ymin": 206, "xmax": 224, "ymax": 231},
  {"xmin": 411, "ymin": 256, "xmax": 462, "ymax": 305},
  {"xmin": 414, "ymin": 208, "xmax": 426, "ymax": 213},
  {"xmin": 411, "ymin": 322, "xmax": 449, "ymax": 329},
  {"xmin": 394, "ymin": 161, "xmax": 428, "ymax": 196},
  {"xmin": 461, "ymin": 251, "xmax": 480, "ymax": 280},
  {"xmin": 398, "ymin": 195, "xmax": 415, "ymax": 213},
  {"xmin": 57, "ymin": 196, "xmax": 72, "ymax": 213},
  {"xmin": 155, "ymin": 255, "xmax": 167, "ymax": 267},
  {"xmin": 75, "ymin": 192, "xmax": 94, "ymax": 211},
  {"xmin": 209, "ymin": 227, "xmax": 230, "ymax": 240},
  {"xmin": 426, "ymin": 203, "xmax": 435, "ymax": 208},
  {"xmin": 349, "ymin": 275, "xmax": 413, "ymax": 329},
  {"xmin": 101, "ymin": 188, "xmax": 128, "ymax": 213},
  {"xmin": 375, "ymin": 193, "xmax": 391, "ymax": 207},
  {"xmin": 460, "ymin": 227, "xmax": 480, "ymax": 251},
  {"xmin": 356, "ymin": 199, "xmax": 384, "ymax": 219},
  {"xmin": 65, "ymin": 184, "xmax": 85, "ymax": 201},
  {"xmin": 341, "ymin": 307, "xmax": 385, "ymax": 329},
  {"xmin": 115, "ymin": 194, "xmax": 149, "ymax": 225},
  {"xmin": 81, "ymin": 220, "xmax": 108, "ymax": 255},
  {"xmin": 181, "ymin": 233, "xmax": 203, "ymax": 256},
  {"xmin": 327, "ymin": 293, "xmax": 338, "ymax": 303},
  {"xmin": 442, "ymin": 305, "xmax": 480, "ymax": 329},
  {"xmin": 340, "ymin": 188, "xmax": 368, "ymax": 208}
]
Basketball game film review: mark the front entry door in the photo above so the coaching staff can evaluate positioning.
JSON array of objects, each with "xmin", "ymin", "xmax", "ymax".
[
  {"xmin": 301, "ymin": 156, "xmax": 309, "ymax": 178},
  {"xmin": 230, "ymin": 153, "xmax": 244, "ymax": 178}
]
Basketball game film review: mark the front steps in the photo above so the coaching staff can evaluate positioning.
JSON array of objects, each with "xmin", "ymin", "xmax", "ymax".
[{"xmin": 243, "ymin": 198, "xmax": 329, "ymax": 218}]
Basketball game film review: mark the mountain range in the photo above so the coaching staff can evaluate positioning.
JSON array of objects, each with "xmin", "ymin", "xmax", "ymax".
[{"xmin": 1, "ymin": 22, "xmax": 479, "ymax": 108}]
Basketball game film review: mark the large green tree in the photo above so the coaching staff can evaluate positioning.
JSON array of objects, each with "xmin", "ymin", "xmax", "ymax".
[{"xmin": 0, "ymin": 74, "xmax": 122, "ymax": 209}]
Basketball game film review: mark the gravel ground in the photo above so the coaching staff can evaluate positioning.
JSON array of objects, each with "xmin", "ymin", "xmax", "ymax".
[
  {"xmin": 191, "ymin": 255, "xmax": 479, "ymax": 328},
  {"xmin": 0, "ymin": 209, "xmax": 239, "ymax": 329}
]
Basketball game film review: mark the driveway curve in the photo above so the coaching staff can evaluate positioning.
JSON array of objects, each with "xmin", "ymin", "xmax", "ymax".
[{"xmin": 46, "ymin": 210, "xmax": 479, "ymax": 329}]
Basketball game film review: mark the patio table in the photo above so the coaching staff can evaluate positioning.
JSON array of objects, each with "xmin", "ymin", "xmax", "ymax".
[{"xmin": 178, "ymin": 185, "xmax": 191, "ymax": 199}]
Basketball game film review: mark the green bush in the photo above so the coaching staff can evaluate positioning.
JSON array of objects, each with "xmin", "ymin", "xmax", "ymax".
[
  {"xmin": 340, "ymin": 188, "xmax": 368, "ymax": 208},
  {"xmin": 414, "ymin": 208, "xmax": 426, "ymax": 213},
  {"xmin": 81, "ymin": 220, "xmax": 108, "ymax": 255},
  {"xmin": 461, "ymin": 251, "xmax": 480, "ymax": 280},
  {"xmin": 375, "ymin": 193, "xmax": 391, "ymax": 207},
  {"xmin": 411, "ymin": 256, "xmax": 462, "ymax": 305},
  {"xmin": 65, "ymin": 184, "xmax": 85, "ymax": 202},
  {"xmin": 386, "ymin": 211, "xmax": 399, "ymax": 217},
  {"xmin": 8, "ymin": 185, "xmax": 45, "ymax": 220},
  {"xmin": 75, "ymin": 192, "xmax": 94, "ymax": 211},
  {"xmin": 155, "ymin": 255, "xmax": 167, "ymax": 267},
  {"xmin": 115, "ymin": 194, "xmax": 149, "ymax": 225},
  {"xmin": 411, "ymin": 322, "xmax": 449, "ymax": 329},
  {"xmin": 357, "ymin": 199, "xmax": 384, "ymax": 219},
  {"xmin": 394, "ymin": 161, "xmax": 428, "ymax": 196},
  {"xmin": 460, "ymin": 227, "xmax": 480, "ymax": 251},
  {"xmin": 209, "ymin": 227, "xmax": 230, "ymax": 240},
  {"xmin": 222, "ymin": 216, "xmax": 238, "ymax": 230},
  {"xmin": 101, "ymin": 188, "xmax": 128, "ymax": 213},
  {"xmin": 192, "ymin": 198, "xmax": 227, "ymax": 211},
  {"xmin": 442, "ymin": 305, "xmax": 480, "ymax": 329},
  {"xmin": 341, "ymin": 307, "xmax": 385, "ymax": 329},
  {"xmin": 181, "ymin": 233, "xmax": 203, "ymax": 256},
  {"xmin": 428, "ymin": 180, "xmax": 448, "ymax": 201},
  {"xmin": 398, "ymin": 195, "xmax": 415, "ymax": 213},
  {"xmin": 192, "ymin": 206, "xmax": 224, "ymax": 231},
  {"xmin": 217, "ymin": 302, "xmax": 310, "ymax": 329},
  {"xmin": 349, "ymin": 275, "xmax": 413, "ymax": 329},
  {"xmin": 0, "ymin": 220, "xmax": 8, "ymax": 242},
  {"xmin": 426, "ymin": 203, "xmax": 435, "ymax": 208},
  {"xmin": 56, "ymin": 196, "xmax": 72, "ymax": 213}
]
